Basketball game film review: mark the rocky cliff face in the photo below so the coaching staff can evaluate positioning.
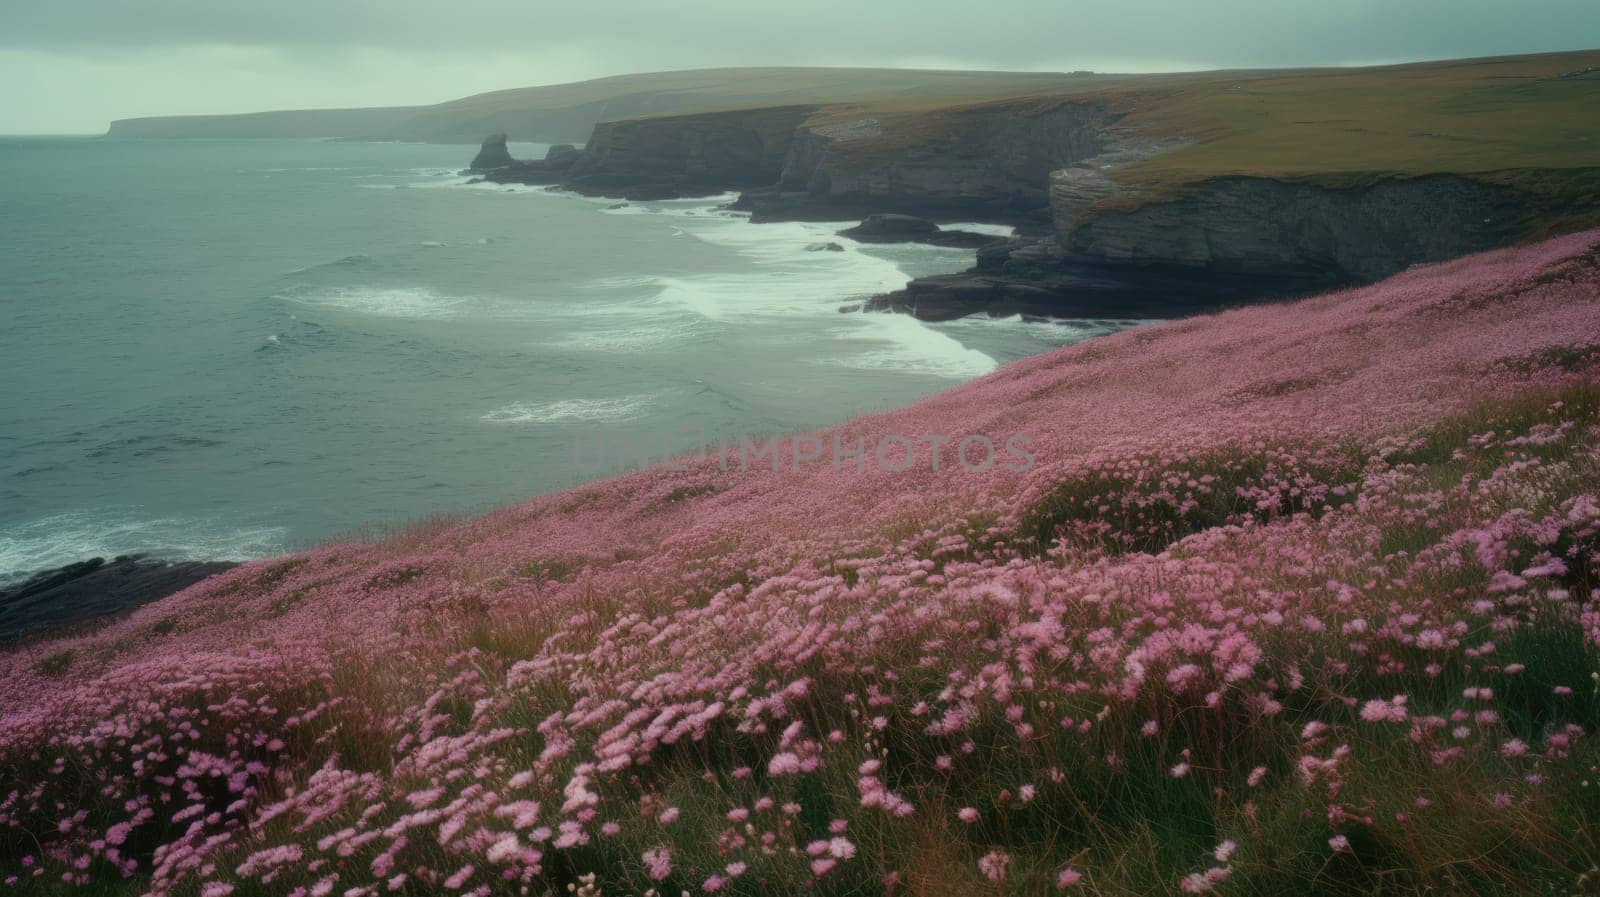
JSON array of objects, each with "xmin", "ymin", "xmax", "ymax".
[
  {"xmin": 469, "ymin": 133, "xmax": 516, "ymax": 170},
  {"xmin": 739, "ymin": 102, "xmax": 1115, "ymax": 222},
  {"xmin": 553, "ymin": 99, "xmax": 1116, "ymax": 221},
  {"xmin": 1055, "ymin": 174, "xmax": 1523, "ymax": 283},
  {"xmin": 468, "ymin": 139, "xmax": 583, "ymax": 185},
  {"xmin": 562, "ymin": 106, "xmax": 814, "ymax": 199},
  {"xmin": 867, "ymin": 171, "xmax": 1527, "ymax": 319}
]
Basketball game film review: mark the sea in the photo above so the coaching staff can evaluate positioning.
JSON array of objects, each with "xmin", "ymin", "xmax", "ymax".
[{"xmin": 0, "ymin": 137, "xmax": 1134, "ymax": 581}]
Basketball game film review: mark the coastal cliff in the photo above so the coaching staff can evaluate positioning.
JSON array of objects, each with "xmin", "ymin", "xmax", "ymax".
[
  {"xmin": 736, "ymin": 100, "xmax": 1116, "ymax": 223},
  {"xmin": 562, "ymin": 106, "xmax": 815, "ymax": 199},
  {"xmin": 863, "ymin": 168, "xmax": 1533, "ymax": 319},
  {"xmin": 510, "ymin": 106, "xmax": 1568, "ymax": 319},
  {"xmin": 471, "ymin": 51, "xmax": 1600, "ymax": 319},
  {"xmin": 1054, "ymin": 172, "xmax": 1521, "ymax": 281}
]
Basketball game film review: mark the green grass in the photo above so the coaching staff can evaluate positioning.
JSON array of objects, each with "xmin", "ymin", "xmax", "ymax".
[
  {"xmin": 35, "ymin": 648, "xmax": 76, "ymax": 676},
  {"xmin": 1099, "ymin": 51, "xmax": 1600, "ymax": 189}
]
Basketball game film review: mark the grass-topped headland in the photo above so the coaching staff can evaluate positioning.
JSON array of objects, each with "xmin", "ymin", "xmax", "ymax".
[{"xmin": 801, "ymin": 49, "xmax": 1600, "ymax": 233}]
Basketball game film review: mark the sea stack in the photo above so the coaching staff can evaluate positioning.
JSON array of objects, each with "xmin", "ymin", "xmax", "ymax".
[{"xmin": 469, "ymin": 133, "xmax": 515, "ymax": 171}]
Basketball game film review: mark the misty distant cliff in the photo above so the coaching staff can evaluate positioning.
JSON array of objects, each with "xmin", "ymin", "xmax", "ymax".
[
  {"xmin": 102, "ymin": 67, "xmax": 1108, "ymax": 143},
  {"xmin": 106, "ymin": 106, "xmax": 426, "ymax": 140}
]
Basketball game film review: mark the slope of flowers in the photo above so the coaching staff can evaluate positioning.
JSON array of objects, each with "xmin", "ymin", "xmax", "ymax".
[{"xmin": 3, "ymin": 232, "xmax": 1600, "ymax": 897}]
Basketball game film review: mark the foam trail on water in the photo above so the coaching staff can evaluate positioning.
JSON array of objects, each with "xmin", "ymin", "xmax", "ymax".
[
  {"xmin": 942, "ymin": 222, "xmax": 1019, "ymax": 238},
  {"xmin": 285, "ymin": 286, "xmax": 467, "ymax": 320},
  {"xmin": 481, "ymin": 395, "xmax": 656, "ymax": 424},
  {"xmin": 828, "ymin": 314, "xmax": 999, "ymax": 378},
  {"xmin": 630, "ymin": 207, "xmax": 999, "ymax": 378}
]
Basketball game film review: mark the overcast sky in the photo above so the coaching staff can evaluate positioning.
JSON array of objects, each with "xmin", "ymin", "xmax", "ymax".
[{"xmin": 2, "ymin": 0, "xmax": 1596, "ymax": 133}]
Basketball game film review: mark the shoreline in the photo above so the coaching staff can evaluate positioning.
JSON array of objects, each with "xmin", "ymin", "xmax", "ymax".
[
  {"xmin": 0, "ymin": 159, "xmax": 1051, "ymax": 637},
  {"xmin": 0, "ymin": 555, "xmax": 239, "ymax": 645},
  {"xmin": 466, "ymin": 139, "xmax": 1356, "ymax": 322}
]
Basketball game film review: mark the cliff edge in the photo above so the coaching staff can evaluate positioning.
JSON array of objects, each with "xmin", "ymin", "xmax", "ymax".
[{"xmin": 491, "ymin": 50, "xmax": 1599, "ymax": 319}]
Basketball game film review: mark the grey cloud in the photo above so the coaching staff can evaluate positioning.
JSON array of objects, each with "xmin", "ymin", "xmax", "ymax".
[
  {"xmin": 1, "ymin": 0, "xmax": 1595, "ymax": 133},
  {"xmin": 3, "ymin": 0, "xmax": 1596, "ymax": 65}
]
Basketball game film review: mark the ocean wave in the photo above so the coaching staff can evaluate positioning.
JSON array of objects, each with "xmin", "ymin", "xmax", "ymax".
[
  {"xmin": 260, "ymin": 166, "xmax": 369, "ymax": 173},
  {"xmin": 285, "ymin": 254, "xmax": 376, "ymax": 276},
  {"xmin": 557, "ymin": 317, "xmax": 710, "ymax": 351},
  {"xmin": 0, "ymin": 511, "xmax": 287, "ymax": 585},
  {"xmin": 941, "ymin": 222, "xmax": 1019, "ymax": 238},
  {"xmin": 824, "ymin": 313, "xmax": 998, "ymax": 379},
  {"xmin": 597, "ymin": 194, "xmax": 743, "ymax": 218},
  {"xmin": 591, "ymin": 211, "xmax": 1003, "ymax": 378},
  {"xmin": 362, "ymin": 176, "xmax": 568, "ymax": 194},
  {"xmin": 934, "ymin": 314, "xmax": 1152, "ymax": 336},
  {"xmin": 282, "ymin": 286, "xmax": 467, "ymax": 320},
  {"xmin": 480, "ymin": 395, "xmax": 655, "ymax": 425}
]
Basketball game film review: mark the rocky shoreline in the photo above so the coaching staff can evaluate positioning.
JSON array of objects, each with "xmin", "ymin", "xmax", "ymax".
[
  {"xmin": 861, "ymin": 236, "xmax": 1328, "ymax": 321},
  {"xmin": 0, "ymin": 555, "xmax": 238, "ymax": 644},
  {"xmin": 463, "ymin": 91, "xmax": 1543, "ymax": 322},
  {"xmin": 465, "ymin": 135, "xmax": 1330, "ymax": 322}
]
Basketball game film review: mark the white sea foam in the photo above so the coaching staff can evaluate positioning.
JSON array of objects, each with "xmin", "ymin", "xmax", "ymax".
[
  {"xmin": 826, "ymin": 314, "xmax": 998, "ymax": 379},
  {"xmin": 598, "ymin": 194, "xmax": 743, "ymax": 218},
  {"xmin": 942, "ymin": 222, "xmax": 1019, "ymax": 238},
  {"xmin": 653, "ymin": 218, "xmax": 910, "ymax": 319},
  {"xmin": 286, "ymin": 286, "xmax": 467, "ymax": 319},
  {"xmin": 360, "ymin": 175, "xmax": 566, "ymax": 194},
  {"xmin": 621, "ymin": 207, "xmax": 1000, "ymax": 378},
  {"xmin": 481, "ymin": 395, "xmax": 655, "ymax": 424},
  {"xmin": 582, "ymin": 274, "xmax": 665, "ymax": 290},
  {"xmin": 935, "ymin": 314, "xmax": 1151, "ymax": 337},
  {"xmin": 0, "ymin": 512, "xmax": 288, "ymax": 584},
  {"xmin": 557, "ymin": 317, "xmax": 707, "ymax": 351}
]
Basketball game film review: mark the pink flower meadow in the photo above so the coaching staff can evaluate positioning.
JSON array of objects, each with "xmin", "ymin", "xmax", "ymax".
[{"xmin": 2, "ymin": 233, "xmax": 1599, "ymax": 894}]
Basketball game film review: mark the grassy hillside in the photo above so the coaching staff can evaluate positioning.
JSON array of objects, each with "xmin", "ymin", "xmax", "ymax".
[
  {"xmin": 4, "ymin": 231, "xmax": 1599, "ymax": 896},
  {"xmin": 798, "ymin": 51, "xmax": 1599, "ymax": 210},
  {"xmin": 1096, "ymin": 49, "xmax": 1600, "ymax": 214},
  {"xmin": 104, "ymin": 105, "xmax": 426, "ymax": 139},
  {"xmin": 1103, "ymin": 51, "xmax": 1600, "ymax": 180}
]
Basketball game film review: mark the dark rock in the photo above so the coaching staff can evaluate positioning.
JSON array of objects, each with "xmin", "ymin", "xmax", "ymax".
[
  {"xmin": 920, "ymin": 230, "xmax": 1009, "ymax": 250},
  {"xmin": 543, "ymin": 144, "xmax": 581, "ymax": 167},
  {"xmin": 1056, "ymin": 174, "xmax": 1522, "ymax": 284},
  {"xmin": 807, "ymin": 242, "xmax": 845, "ymax": 252},
  {"xmin": 470, "ymin": 133, "xmax": 515, "ymax": 171},
  {"xmin": 837, "ymin": 214, "xmax": 1007, "ymax": 249},
  {"xmin": 732, "ymin": 187, "xmax": 1051, "ymax": 226},
  {"xmin": 838, "ymin": 214, "xmax": 940, "ymax": 242},
  {"xmin": 563, "ymin": 106, "xmax": 814, "ymax": 199},
  {"xmin": 0, "ymin": 555, "xmax": 238, "ymax": 644},
  {"xmin": 469, "ymin": 139, "xmax": 585, "ymax": 185},
  {"xmin": 863, "ymin": 237, "xmax": 1326, "ymax": 321}
]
